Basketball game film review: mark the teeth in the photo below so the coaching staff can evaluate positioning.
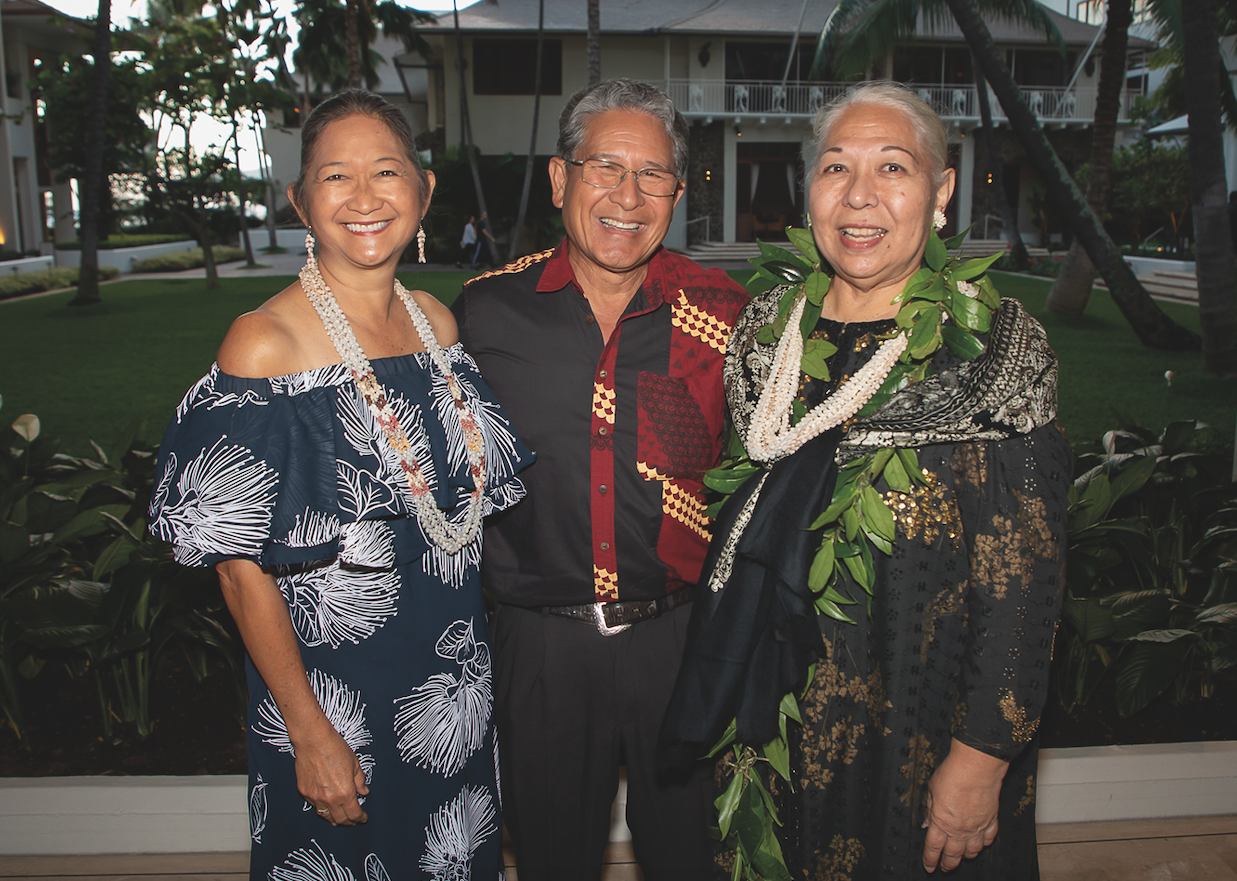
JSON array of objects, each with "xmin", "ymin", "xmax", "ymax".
[
  {"xmin": 600, "ymin": 218, "xmax": 640, "ymax": 230},
  {"xmin": 345, "ymin": 221, "xmax": 391, "ymax": 232},
  {"xmin": 841, "ymin": 227, "xmax": 887, "ymax": 240}
]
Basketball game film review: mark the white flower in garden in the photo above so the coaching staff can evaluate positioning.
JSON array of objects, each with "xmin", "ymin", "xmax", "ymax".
[{"xmin": 1165, "ymin": 370, "xmax": 1175, "ymax": 386}]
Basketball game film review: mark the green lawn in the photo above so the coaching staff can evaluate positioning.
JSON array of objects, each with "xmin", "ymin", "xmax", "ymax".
[{"xmin": 0, "ymin": 269, "xmax": 1231, "ymax": 456}]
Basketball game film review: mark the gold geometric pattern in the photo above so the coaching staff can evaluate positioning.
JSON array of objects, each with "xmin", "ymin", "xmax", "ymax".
[
  {"xmin": 462, "ymin": 247, "xmax": 554, "ymax": 286},
  {"xmin": 673, "ymin": 291, "xmax": 730, "ymax": 353},
  {"xmin": 592, "ymin": 382, "xmax": 616, "ymax": 425},
  {"xmin": 637, "ymin": 460, "xmax": 671, "ymax": 481},
  {"xmin": 663, "ymin": 479, "xmax": 710, "ymax": 539},
  {"xmin": 593, "ymin": 564, "xmax": 619, "ymax": 602}
]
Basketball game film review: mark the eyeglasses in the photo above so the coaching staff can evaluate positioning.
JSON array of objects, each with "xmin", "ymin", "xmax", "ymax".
[{"xmin": 565, "ymin": 159, "xmax": 680, "ymax": 197}]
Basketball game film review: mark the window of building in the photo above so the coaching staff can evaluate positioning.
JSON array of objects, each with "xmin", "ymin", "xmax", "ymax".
[
  {"xmin": 725, "ymin": 42, "xmax": 812, "ymax": 82},
  {"xmin": 1012, "ymin": 49, "xmax": 1075, "ymax": 86},
  {"xmin": 473, "ymin": 38, "xmax": 562, "ymax": 95},
  {"xmin": 892, "ymin": 47, "xmax": 943, "ymax": 84}
]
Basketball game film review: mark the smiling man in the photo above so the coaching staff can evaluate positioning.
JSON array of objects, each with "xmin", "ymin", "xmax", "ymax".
[{"xmin": 453, "ymin": 79, "xmax": 748, "ymax": 881}]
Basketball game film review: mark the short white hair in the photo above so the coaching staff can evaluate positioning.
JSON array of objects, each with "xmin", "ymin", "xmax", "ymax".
[{"xmin": 805, "ymin": 81, "xmax": 951, "ymax": 189}]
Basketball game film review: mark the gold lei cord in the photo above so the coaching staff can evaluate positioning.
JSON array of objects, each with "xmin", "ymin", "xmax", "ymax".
[{"xmin": 701, "ymin": 226, "xmax": 1001, "ymax": 880}]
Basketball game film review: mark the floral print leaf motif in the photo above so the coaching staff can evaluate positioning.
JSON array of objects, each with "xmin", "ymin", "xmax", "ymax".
[
  {"xmin": 269, "ymin": 840, "xmax": 356, "ymax": 881},
  {"xmin": 279, "ymin": 509, "xmax": 342, "ymax": 550},
  {"xmin": 269, "ymin": 363, "xmax": 350, "ymax": 398},
  {"xmin": 249, "ymin": 773, "xmax": 267, "ymax": 844},
  {"xmin": 337, "ymin": 380, "xmax": 438, "ymax": 512},
  {"xmin": 393, "ymin": 618, "xmax": 492, "ymax": 776},
  {"xmin": 149, "ymin": 438, "xmax": 278, "ymax": 567},
  {"xmin": 277, "ymin": 521, "xmax": 399, "ymax": 648},
  {"xmin": 363, "ymin": 854, "xmax": 390, "ymax": 881},
  {"xmin": 254, "ymin": 670, "xmax": 375, "ymax": 783},
  {"xmin": 419, "ymin": 786, "xmax": 498, "ymax": 881}
]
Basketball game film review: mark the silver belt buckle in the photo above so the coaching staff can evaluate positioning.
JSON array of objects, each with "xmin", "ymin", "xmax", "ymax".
[{"xmin": 593, "ymin": 602, "xmax": 631, "ymax": 636}]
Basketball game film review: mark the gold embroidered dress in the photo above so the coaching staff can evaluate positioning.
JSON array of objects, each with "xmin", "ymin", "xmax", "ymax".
[{"xmin": 722, "ymin": 292, "xmax": 1071, "ymax": 880}]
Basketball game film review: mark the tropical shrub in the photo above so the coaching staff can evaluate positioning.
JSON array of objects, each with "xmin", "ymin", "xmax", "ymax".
[
  {"xmin": 1056, "ymin": 419, "xmax": 1237, "ymax": 717},
  {"xmin": 0, "ymin": 267, "xmax": 121, "ymax": 302},
  {"xmin": 0, "ymin": 413, "xmax": 243, "ymax": 742}
]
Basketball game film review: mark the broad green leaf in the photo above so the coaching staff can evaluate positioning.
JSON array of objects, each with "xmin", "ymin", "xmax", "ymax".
[
  {"xmin": 0, "ymin": 522, "xmax": 28, "ymax": 563},
  {"xmin": 948, "ymin": 288, "xmax": 991, "ymax": 332},
  {"xmin": 897, "ymin": 449, "xmax": 923, "ymax": 483},
  {"xmin": 804, "ymin": 270, "xmax": 830, "ymax": 306},
  {"xmin": 51, "ymin": 505, "xmax": 131, "ymax": 544},
  {"xmin": 870, "ymin": 449, "xmax": 895, "ymax": 473},
  {"xmin": 1114, "ymin": 641, "xmax": 1188, "ymax": 717},
  {"xmin": 860, "ymin": 486, "xmax": 896, "ymax": 542},
  {"xmin": 799, "ymin": 297, "xmax": 824, "ymax": 340},
  {"xmin": 714, "ymin": 771, "xmax": 745, "ymax": 840},
  {"xmin": 761, "ymin": 735, "xmax": 790, "ymax": 781},
  {"xmin": 757, "ymin": 240, "xmax": 813, "ymax": 274},
  {"xmin": 755, "ymin": 324, "xmax": 777, "ymax": 345},
  {"xmin": 778, "ymin": 285, "xmax": 800, "ymax": 317},
  {"xmin": 1108, "ymin": 455, "xmax": 1156, "ymax": 504},
  {"xmin": 731, "ymin": 781, "xmax": 768, "ymax": 855},
  {"xmin": 1062, "ymin": 595, "xmax": 1115, "ymax": 643},
  {"xmin": 800, "ymin": 345, "xmax": 831, "ymax": 381},
  {"xmin": 863, "ymin": 529, "xmax": 892, "ymax": 555},
  {"xmin": 882, "ymin": 453, "xmax": 911, "ymax": 493},
  {"xmin": 93, "ymin": 534, "xmax": 138, "ymax": 580},
  {"xmin": 924, "ymin": 231, "xmax": 947, "ymax": 271},
  {"xmin": 1126, "ymin": 628, "xmax": 1193, "ymax": 643},
  {"xmin": 758, "ymin": 259, "xmax": 808, "ymax": 285},
  {"xmin": 786, "ymin": 227, "xmax": 821, "ymax": 265},
  {"xmin": 942, "ymin": 224, "xmax": 975, "ymax": 250},
  {"xmin": 940, "ymin": 324, "xmax": 985, "ymax": 360},
  {"xmin": 1196, "ymin": 603, "xmax": 1237, "ymax": 625},
  {"xmin": 816, "ymin": 596, "xmax": 856, "ymax": 624},
  {"xmin": 951, "ymin": 250, "xmax": 1002, "ymax": 281},
  {"xmin": 706, "ymin": 717, "xmax": 739, "ymax": 758},
  {"xmin": 808, "ymin": 541, "xmax": 835, "ymax": 590},
  {"xmin": 11, "ymin": 414, "xmax": 39, "ymax": 442},
  {"xmin": 842, "ymin": 507, "xmax": 859, "ymax": 542},
  {"xmin": 778, "ymin": 689, "xmax": 803, "ymax": 724}
]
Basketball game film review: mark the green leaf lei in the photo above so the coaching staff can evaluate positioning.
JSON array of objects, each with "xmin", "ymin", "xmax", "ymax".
[{"xmin": 702, "ymin": 226, "xmax": 1000, "ymax": 880}]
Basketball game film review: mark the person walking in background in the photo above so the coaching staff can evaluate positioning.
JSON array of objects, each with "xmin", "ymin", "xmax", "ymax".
[
  {"xmin": 471, "ymin": 211, "xmax": 497, "ymax": 269},
  {"xmin": 457, "ymin": 213, "xmax": 476, "ymax": 268},
  {"xmin": 453, "ymin": 78, "xmax": 749, "ymax": 881}
]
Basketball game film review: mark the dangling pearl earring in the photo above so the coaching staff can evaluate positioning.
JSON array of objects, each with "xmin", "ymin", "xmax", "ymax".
[
  {"xmin": 933, "ymin": 209, "xmax": 947, "ymax": 232},
  {"xmin": 305, "ymin": 230, "xmax": 316, "ymax": 264},
  {"xmin": 417, "ymin": 224, "xmax": 426, "ymax": 264}
]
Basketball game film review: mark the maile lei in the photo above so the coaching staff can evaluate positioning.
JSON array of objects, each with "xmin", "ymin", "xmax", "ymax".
[{"xmin": 703, "ymin": 226, "xmax": 1001, "ymax": 881}]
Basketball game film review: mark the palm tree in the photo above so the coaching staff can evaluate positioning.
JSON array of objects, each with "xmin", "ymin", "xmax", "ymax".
[
  {"xmin": 452, "ymin": 0, "xmax": 495, "ymax": 258},
  {"xmin": 1182, "ymin": 0, "xmax": 1237, "ymax": 376},
  {"xmin": 1045, "ymin": 0, "xmax": 1134, "ymax": 316},
  {"xmin": 943, "ymin": 0, "xmax": 1198, "ymax": 350},
  {"xmin": 294, "ymin": 0, "xmax": 433, "ymax": 95},
  {"xmin": 973, "ymin": 56, "xmax": 1029, "ymax": 268},
  {"xmin": 587, "ymin": 0, "xmax": 600, "ymax": 86},
  {"xmin": 509, "ymin": 0, "xmax": 546, "ymax": 262},
  {"xmin": 69, "ymin": 0, "xmax": 112, "ymax": 307}
]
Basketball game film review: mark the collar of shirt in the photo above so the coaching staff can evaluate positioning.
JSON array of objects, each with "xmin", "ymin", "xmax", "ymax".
[{"xmin": 535, "ymin": 238, "xmax": 673, "ymax": 311}]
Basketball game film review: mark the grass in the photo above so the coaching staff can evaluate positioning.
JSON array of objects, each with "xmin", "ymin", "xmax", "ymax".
[
  {"xmin": 0, "ymin": 268, "xmax": 1230, "ymax": 457},
  {"xmin": 0, "ymin": 271, "xmax": 478, "ymax": 453}
]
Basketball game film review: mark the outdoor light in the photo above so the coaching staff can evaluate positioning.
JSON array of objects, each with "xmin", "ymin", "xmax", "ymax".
[{"xmin": 705, "ymin": 169, "xmax": 712, "ymax": 181}]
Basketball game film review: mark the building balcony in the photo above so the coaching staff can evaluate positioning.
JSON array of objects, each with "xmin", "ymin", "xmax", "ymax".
[{"xmin": 665, "ymin": 79, "xmax": 1139, "ymax": 127}]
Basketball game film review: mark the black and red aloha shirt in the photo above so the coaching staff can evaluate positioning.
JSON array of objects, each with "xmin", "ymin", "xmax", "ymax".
[{"xmin": 453, "ymin": 240, "xmax": 749, "ymax": 608}]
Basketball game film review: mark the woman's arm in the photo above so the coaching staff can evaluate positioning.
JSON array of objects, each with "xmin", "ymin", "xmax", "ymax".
[{"xmin": 216, "ymin": 559, "xmax": 369, "ymax": 826}]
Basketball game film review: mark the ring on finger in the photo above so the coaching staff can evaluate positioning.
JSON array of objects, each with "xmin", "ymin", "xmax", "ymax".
[{"xmin": 316, "ymin": 807, "xmax": 330, "ymax": 817}]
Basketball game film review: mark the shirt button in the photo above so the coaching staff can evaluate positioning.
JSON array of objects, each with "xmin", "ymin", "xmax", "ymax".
[
  {"xmin": 586, "ymin": 314, "xmax": 596, "ymax": 324},
  {"xmin": 600, "ymin": 541, "xmax": 610, "ymax": 551},
  {"xmin": 598, "ymin": 426, "xmax": 608, "ymax": 436},
  {"xmin": 598, "ymin": 485, "xmax": 608, "ymax": 494},
  {"xmin": 599, "ymin": 369, "xmax": 607, "ymax": 379}
]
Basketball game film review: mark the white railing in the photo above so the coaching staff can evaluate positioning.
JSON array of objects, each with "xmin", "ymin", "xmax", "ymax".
[{"xmin": 666, "ymin": 79, "xmax": 1138, "ymax": 123}]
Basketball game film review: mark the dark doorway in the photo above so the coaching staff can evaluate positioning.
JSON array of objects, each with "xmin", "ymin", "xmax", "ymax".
[{"xmin": 736, "ymin": 142, "xmax": 803, "ymax": 242}]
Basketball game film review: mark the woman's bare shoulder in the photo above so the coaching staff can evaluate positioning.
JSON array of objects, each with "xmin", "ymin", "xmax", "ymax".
[
  {"xmin": 216, "ymin": 282, "xmax": 315, "ymax": 378},
  {"xmin": 410, "ymin": 289, "xmax": 459, "ymax": 348}
]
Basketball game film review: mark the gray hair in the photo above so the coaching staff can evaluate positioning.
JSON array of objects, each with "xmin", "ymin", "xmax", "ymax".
[
  {"xmin": 557, "ymin": 78, "xmax": 689, "ymax": 179},
  {"xmin": 805, "ymin": 81, "xmax": 950, "ymax": 189},
  {"xmin": 292, "ymin": 89, "xmax": 431, "ymax": 212}
]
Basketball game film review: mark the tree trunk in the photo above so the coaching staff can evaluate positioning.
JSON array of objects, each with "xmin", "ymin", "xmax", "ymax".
[
  {"xmin": 453, "ymin": 1, "xmax": 494, "ymax": 254},
  {"xmin": 587, "ymin": 0, "xmax": 600, "ymax": 86},
  {"xmin": 69, "ymin": 0, "xmax": 111, "ymax": 307},
  {"xmin": 1183, "ymin": 0, "xmax": 1237, "ymax": 376},
  {"xmin": 944, "ymin": 0, "xmax": 1198, "ymax": 351},
  {"xmin": 1046, "ymin": 0, "xmax": 1133, "ymax": 316},
  {"xmin": 509, "ymin": 0, "xmax": 545, "ymax": 262},
  {"xmin": 973, "ymin": 58, "xmax": 1029, "ymax": 268},
  {"xmin": 345, "ymin": 0, "xmax": 363, "ymax": 90},
  {"xmin": 235, "ymin": 140, "xmax": 258, "ymax": 268}
]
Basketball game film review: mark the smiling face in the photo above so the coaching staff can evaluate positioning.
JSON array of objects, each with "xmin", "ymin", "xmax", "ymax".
[
  {"xmin": 291, "ymin": 113, "xmax": 434, "ymax": 276},
  {"xmin": 549, "ymin": 108, "xmax": 684, "ymax": 287},
  {"xmin": 809, "ymin": 103, "xmax": 954, "ymax": 301}
]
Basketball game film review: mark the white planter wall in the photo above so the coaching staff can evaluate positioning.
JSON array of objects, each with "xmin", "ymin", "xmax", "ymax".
[
  {"xmin": 1, "ymin": 742, "xmax": 1233, "ymax": 856},
  {"xmin": 54, "ymin": 241, "xmax": 198, "ymax": 273}
]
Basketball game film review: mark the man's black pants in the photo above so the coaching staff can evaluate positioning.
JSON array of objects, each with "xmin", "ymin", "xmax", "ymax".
[{"xmin": 492, "ymin": 602, "xmax": 714, "ymax": 881}]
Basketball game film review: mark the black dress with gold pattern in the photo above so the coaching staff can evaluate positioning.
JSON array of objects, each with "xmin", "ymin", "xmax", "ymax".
[{"xmin": 717, "ymin": 295, "xmax": 1072, "ymax": 880}]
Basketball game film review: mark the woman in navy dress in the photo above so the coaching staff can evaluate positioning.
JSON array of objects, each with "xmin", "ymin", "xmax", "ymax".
[{"xmin": 149, "ymin": 90, "xmax": 531, "ymax": 881}]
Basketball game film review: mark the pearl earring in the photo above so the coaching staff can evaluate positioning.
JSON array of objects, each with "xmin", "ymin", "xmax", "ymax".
[
  {"xmin": 933, "ymin": 209, "xmax": 947, "ymax": 232},
  {"xmin": 417, "ymin": 224, "xmax": 426, "ymax": 264},
  {"xmin": 305, "ymin": 230, "xmax": 315, "ymax": 264}
]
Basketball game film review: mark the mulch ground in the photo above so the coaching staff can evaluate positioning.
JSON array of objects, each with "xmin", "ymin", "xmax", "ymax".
[{"xmin": 1, "ymin": 656, "xmax": 1234, "ymax": 777}]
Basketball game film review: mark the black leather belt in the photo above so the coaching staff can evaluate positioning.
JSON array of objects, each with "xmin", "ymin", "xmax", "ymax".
[{"xmin": 541, "ymin": 586, "xmax": 695, "ymax": 636}]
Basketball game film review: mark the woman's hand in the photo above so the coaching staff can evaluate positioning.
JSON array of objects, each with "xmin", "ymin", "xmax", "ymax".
[
  {"xmin": 294, "ymin": 722, "xmax": 370, "ymax": 826},
  {"xmin": 921, "ymin": 738, "xmax": 1008, "ymax": 873}
]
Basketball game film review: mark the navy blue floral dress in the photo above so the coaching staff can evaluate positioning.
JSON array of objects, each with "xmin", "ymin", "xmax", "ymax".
[{"xmin": 150, "ymin": 347, "xmax": 532, "ymax": 881}]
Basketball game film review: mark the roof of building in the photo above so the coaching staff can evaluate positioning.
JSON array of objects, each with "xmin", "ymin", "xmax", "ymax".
[{"xmin": 443, "ymin": 0, "xmax": 1154, "ymax": 48}]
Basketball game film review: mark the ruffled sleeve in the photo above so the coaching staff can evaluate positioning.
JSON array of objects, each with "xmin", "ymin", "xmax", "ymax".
[{"xmin": 149, "ymin": 347, "xmax": 532, "ymax": 570}]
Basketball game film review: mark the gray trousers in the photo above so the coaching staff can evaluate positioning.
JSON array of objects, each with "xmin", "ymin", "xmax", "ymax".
[{"xmin": 492, "ymin": 602, "xmax": 714, "ymax": 881}]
